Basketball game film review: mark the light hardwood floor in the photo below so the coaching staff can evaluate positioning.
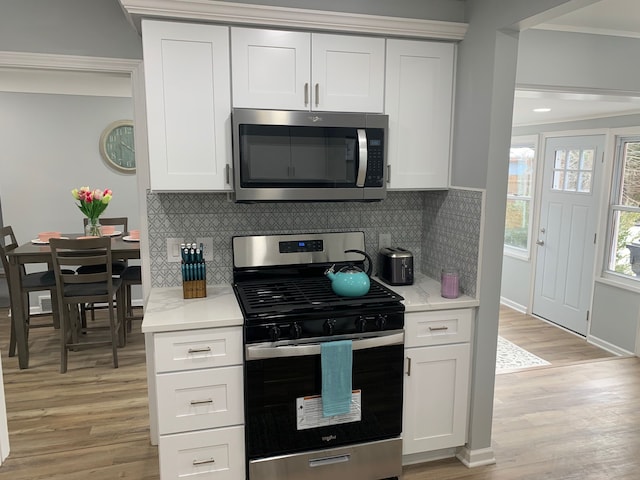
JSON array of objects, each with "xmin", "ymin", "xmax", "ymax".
[{"xmin": 0, "ymin": 305, "xmax": 637, "ymax": 479}]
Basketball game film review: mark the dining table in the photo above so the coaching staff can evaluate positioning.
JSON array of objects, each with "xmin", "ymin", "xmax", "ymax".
[{"xmin": 6, "ymin": 233, "xmax": 141, "ymax": 369}]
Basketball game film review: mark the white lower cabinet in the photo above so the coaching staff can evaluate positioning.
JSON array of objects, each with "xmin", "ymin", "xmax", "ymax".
[
  {"xmin": 152, "ymin": 327, "xmax": 245, "ymax": 480},
  {"xmin": 402, "ymin": 309, "xmax": 472, "ymax": 456},
  {"xmin": 159, "ymin": 425, "xmax": 245, "ymax": 480}
]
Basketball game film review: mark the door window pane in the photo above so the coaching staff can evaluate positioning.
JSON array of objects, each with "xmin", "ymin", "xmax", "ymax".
[
  {"xmin": 578, "ymin": 172, "xmax": 592, "ymax": 193},
  {"xmin": 567, "ymin": 149, "xmax": 580, "ymax": 170},
  {"xmin": 552, "ymin": 148, "xmax": 594, "ymax": 193}
]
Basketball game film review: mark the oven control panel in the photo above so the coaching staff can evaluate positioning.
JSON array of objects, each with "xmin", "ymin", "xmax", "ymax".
[
  {"xmin": 279, "ymin": 239, "xmax": 323, "ymax": 254},
  {"xmin": 245, "ymin": 310, "xmax": 404, "ymax": 344}
]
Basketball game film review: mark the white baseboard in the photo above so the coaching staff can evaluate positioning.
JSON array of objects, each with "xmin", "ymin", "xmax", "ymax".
[
  {"xmin": 402, "ymin": 447, "xmax": 458, "ymax": 466},
  {"xmin": 456, "ymin": 446, "xmax": 496, "ymax": 468},
  {"xmin": 500, "ymin": 297, "xmax": 527, "ymax": 314},
  {"xmin": 587, "ymin": 334, "xmax": 633, "ymax": 357}
]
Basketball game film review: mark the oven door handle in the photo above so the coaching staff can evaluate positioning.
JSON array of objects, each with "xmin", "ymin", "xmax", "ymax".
[{"xmin": 245, "ymin": 331, "xmax": 404, "ymax": 360}]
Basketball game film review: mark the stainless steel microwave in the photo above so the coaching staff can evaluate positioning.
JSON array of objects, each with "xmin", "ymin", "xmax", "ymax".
[{"xmin": 231, "ymin": 108, "xmax": 388, "ymax": 202}]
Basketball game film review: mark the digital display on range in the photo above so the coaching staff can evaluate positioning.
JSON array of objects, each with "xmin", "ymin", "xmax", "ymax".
[{"xmin": 280, "ymin": 239, "xmax": 324, "ymax": 253}]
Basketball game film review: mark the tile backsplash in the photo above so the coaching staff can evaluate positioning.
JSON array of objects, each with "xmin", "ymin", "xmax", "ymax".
[{"xmin": 147, "ymin": 189, "xmax": 482, "ymax": 297}]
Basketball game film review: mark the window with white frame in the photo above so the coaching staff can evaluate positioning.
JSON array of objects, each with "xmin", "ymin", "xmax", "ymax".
[
  {"xmin": 606, "ymin": 135, "xmax": 640, "ymax": 279},
  {"xmin": 504, "ymin": 136, "xmax": 537, "ymax": 256}
]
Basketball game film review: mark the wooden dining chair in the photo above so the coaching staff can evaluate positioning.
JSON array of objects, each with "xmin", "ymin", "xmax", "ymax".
[
  {"xmin": 79, "ymin": 217, "xmax": 129, "ymax": 273},
  {"xmin": 120, "ymin": 264, "xmax": 142, "ymax": 332},
  {"xmin": 50, "ymin": 237, "xmax": 125, "ymax": 373},
  {"xmin": 78, "ymin": 217, "xmax": 129, "ymax": 323},
  {"xmin": 0, "ymin": 225, "xmax": 65, "ymax": 357}
]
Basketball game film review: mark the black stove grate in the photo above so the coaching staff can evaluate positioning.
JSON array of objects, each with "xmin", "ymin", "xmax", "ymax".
[{"xmin": 234, "ymin": 277, "xmax": 403, "ymax": 318}]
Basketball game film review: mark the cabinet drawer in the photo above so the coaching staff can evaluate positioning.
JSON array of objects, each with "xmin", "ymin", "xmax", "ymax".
[
  {"xmin": 157, "ymin": 366, "xmax": 244, "ymax": 435},
  {"xmin": 159, "ymin": 425, "xmax": 245, "ymax": 480},
  {"xmin": 154, "ymin": 327, "xmax": 243, "ymax": 373},
  {"xmin": 404, "ymin": 309, "xmax": 473, "ymax": 347}
]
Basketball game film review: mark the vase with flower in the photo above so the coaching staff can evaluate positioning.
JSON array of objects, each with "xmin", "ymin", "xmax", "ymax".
[{"xmin": 72, "ymin": 186, "xmax": 113, "ymax": 237}]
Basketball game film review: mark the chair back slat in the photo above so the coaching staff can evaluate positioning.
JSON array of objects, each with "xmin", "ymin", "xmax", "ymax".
[{"xmin": 50, "ymin": 237, "xmax": 115, "ymax": 302}]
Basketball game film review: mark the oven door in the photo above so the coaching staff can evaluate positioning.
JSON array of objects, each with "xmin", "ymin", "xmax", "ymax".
[{"xmin": 244, "ymin": 331, "xmax": 404, "ymax": 460}]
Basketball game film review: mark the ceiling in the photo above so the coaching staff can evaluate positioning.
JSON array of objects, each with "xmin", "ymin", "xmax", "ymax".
[{"xmin": 512, "ymin": 0, "xmax": 640, "ymax": 127}]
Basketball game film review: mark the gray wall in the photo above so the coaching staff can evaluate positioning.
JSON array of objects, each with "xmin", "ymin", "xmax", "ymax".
[
  {"xmin": 500, "ymin": 256, "xmax": 531, "ymax": 311},
  {"xmin": 0, "ymin": 92, "xmax": 138, "ymax": 247},
  {"xmin": 591, "ymin": 281, "xmax": 640, "ymax": 353},
  {"xmin": 516, "ymin": 29, "xmax": 640, "ymax": 93},
  {"xmin": 0, "ymin": 0, "xmax": 142, "ymax": 58}
]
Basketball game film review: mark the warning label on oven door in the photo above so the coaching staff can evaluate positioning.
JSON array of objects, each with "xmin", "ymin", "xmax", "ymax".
[{"xmin": 296, "ymin": 390, "xmax": 362, "ymax": 430}]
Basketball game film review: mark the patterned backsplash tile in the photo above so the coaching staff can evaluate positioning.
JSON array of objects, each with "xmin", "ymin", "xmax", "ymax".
[{"xmin": 147, "ymin": 189, "xmax": 482, "ymax": 297}]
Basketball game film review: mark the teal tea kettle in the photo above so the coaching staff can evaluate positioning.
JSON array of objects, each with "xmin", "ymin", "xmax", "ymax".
[{"xmin": 324, "ymin": 249, "xmax": 373, "ymax": 297}]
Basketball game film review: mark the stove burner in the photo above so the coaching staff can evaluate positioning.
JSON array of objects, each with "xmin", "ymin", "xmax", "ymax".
[{"xmin": 234, "ymin": 277, "xmax": 403, "ymax": 320}]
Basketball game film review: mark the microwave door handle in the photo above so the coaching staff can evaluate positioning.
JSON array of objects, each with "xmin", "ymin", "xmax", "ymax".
[{"xmin": 356, "ymin": 128, "xmax": 367, "ymax": 187}]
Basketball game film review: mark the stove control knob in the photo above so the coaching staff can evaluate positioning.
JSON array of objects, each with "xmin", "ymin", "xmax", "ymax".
[
  {"xmin": 323, "ymin": 319, "xmax": 336, "ymax": 335},
  {"xmin": 376, "ymin": 315, "xmax": 387, "ymax": 331},
  {"xmin": 269, "ymin": 325, "xmax": 281, "ymax": 342},
  {"xmin": 355, "ymin": 317, "xmax": 367, "ymax": 333},
  {"xmin": 291, "ymin": 322, "xmax": 302, "ymax": 339}
]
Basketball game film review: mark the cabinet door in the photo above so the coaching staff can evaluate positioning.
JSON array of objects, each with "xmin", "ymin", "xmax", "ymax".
[
  {"xmin": 385, "ymin": 40, "xmax": 454, "ymax": 189},
  {"xmin": 312, "ymin": 34, "xmax": 385, "ymax": 113},
  {"xmin": 142, "ymin": 20, "xmax": 232, "ymax": 191},
  {"xmin": 231, "ymin": 28, "xmax": 310, "ymax": 110},
  {"xmin": 403, "ymin": 343, "xmax": 470, "ymax": 454}
]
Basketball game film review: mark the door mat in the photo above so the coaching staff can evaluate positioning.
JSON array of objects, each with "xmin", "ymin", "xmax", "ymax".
[{"xmin": 496, "ymin": 336, "xmax": 550, "ymax": 374}]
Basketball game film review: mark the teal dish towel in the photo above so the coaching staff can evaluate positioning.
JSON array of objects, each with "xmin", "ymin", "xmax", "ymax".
[{"xmin": 321, "ymin": 340, "xmax": 353, "ymax": 417}]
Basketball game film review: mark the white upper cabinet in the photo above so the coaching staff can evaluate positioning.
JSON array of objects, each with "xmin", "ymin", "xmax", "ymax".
[
  {"xmin": 142, "ymin": 20, "xmax": 232, "ymax": 191},
  {"xmin": 385, "ymin": 39, "xmax": 455, "ymax": 189},
  {"xmin": 231, "ymin": 27, "xmax": 385, "ymax": 112}
]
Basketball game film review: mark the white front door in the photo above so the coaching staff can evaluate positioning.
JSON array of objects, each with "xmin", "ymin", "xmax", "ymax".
[{"xmin": 532, "ymin": 135, "xmax": 604, "ymax": 335}]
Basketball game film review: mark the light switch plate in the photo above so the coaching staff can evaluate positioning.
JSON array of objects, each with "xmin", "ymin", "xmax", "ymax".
[
  {"xmin": 166, "ymin": 237, "xmax": 184, "ymax": 263},
  {"xmin": 196, "ymin": 237, "xmax": 214, "ymax": 261}
]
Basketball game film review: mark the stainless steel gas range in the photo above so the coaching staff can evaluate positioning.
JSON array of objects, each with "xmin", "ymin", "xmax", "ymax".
[{"xmin": 232, "ymin": 232, "xmax": 405, "ymax": 480}]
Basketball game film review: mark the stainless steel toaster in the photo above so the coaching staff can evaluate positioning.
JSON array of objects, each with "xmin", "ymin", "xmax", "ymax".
[{"xmin": 378, "ymin": 247, "xmax": 414, "ymax": 286}]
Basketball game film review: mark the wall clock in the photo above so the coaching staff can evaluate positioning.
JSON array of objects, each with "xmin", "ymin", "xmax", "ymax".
[{"xmin": 99, "ymin": 120, "xmax": 136, "ymax": 173}]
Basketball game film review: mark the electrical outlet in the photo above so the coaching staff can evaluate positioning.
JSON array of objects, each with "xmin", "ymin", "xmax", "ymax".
[
  {"xmin": 166, "ymin": 237, "xmax": 185, "ymax": 263},
  {"xmin": 196, "ymin": 237, "xmax": 214, "ymax": 261},
  {"xmin": 379, "ymin": 233, "xmax": 391, "ymax": 250}
]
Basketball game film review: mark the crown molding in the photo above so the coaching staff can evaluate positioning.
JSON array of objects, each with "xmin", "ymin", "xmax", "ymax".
[
  {"xmin": 0, "ymin": 51, "xmax": 141, "ymax": 73},
  {"xmin": 118, "ymin": 0, "xmax": 468, "ymax": 40}
]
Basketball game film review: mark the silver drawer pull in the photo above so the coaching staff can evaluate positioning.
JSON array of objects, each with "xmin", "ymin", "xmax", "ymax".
[
  {"xmin": 190, "ymin": 398, "xmax": 213, "ymax": 406},
  {"xmin": 192, "ymin": 457, "xmax": 216, "ymax": 466},
  {"xmin": 188, "ymin": 346, "xmax": 211, "ymax": 354},
  {"xmin": 309, "ymin": 454, "xmax": 350, "ymax": 467},
  {"xmin": 429, "ymin": 326, "xmax": 449, "ymax": 332}
]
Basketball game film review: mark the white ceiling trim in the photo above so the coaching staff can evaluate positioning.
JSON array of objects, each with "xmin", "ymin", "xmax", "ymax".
[
  {"xmin": 118, "ymin": 0, "xmax": 468, "ymax": 40},
  {"xmin": 534, "ymin": 23, "xmax": 640, "ymax": 39}
]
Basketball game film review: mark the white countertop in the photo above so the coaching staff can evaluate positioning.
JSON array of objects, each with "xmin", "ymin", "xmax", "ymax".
[
  {"xmin": 142, "ymin": 274, "xmax": 478, "ymax": 333},
  {"xmin": 141, "ymin": 284, "xmax": 243, "ymax": 333},
  {"xmin": 381, "ymin": 274, "xmax": 479, "ymax": 312}
]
